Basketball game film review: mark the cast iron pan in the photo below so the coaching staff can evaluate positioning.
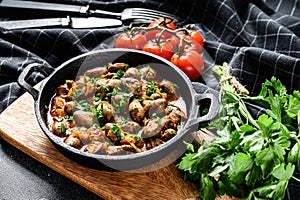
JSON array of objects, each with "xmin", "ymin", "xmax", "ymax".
[{"xmin": 17, "ymin": 48, "xmax": 219, "ymax": 171}]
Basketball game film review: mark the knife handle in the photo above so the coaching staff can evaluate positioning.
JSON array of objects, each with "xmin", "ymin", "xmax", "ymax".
[
  {"xmin": 0, "ymin": 0, "xmax": 89, "ymax": 16},
  {"xmin": 0, "ymin": 17, "xmax": 70, "ymax": 30}
]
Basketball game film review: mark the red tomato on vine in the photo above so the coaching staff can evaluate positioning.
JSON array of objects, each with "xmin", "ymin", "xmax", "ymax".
[
  {"xmin": 170, "ymin": 49, "xmax": 204, "ymax": 81},
  {"xmin": 168, "ymin": 30, "xmax": 204, "ymax": 52},
  {"xmin": 145, "ymin": 18, "xmax": 176, "ymax": 40},
  {"xmin": 142, "ymin": 39, "xmax": 174, "ymax": 60},
  {"xmin": 115, "ymin": 32, "xmax": 147, "ymax": 50}
]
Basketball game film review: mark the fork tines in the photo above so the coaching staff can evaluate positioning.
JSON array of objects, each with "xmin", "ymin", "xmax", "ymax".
[{"xmin": 132, "ymin": 8, "xmax": 177, "ymax": 22}]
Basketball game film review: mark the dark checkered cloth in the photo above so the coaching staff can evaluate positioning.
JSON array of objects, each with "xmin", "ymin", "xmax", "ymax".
[{"xmin": 0, "ymin": 0, "xmax": 299, "ymax": 198}]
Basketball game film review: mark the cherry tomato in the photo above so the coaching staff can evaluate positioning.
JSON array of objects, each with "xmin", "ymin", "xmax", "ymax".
[
  {"xmin": 115, "ymin": 32, "xmax": 147, "ymax": 50},
  {"xmin": 170, "ymin": 49, "xmax": 204, "ymax": 81},
  {"xmin": 168, "ymin": 30, "xmax": 204, "ymax": 52},
  {"xmin": 142, "ymin": 40, "xmax": 174, "ymax": 60},
  {"xmin": 183, "ymin": 30, "xmax": 204, "ymax": 49},
  {"xmin": 145, "ymin": 18, "xmax": 176, "ymax": 40}
]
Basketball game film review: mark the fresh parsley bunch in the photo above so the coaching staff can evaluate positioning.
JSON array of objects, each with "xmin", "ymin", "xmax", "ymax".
[{"xmin": 177, "ymin": 63, "xmax": 300, "ymax": 200}]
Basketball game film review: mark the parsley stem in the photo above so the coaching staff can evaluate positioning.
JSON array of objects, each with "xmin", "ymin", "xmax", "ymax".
[{"xmin": 292, "ymin": 176, "xmax": 300, "ymax": 183}]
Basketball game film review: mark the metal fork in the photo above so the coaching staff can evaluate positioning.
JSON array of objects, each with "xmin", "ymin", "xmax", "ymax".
[
  {"xmin": 90, "ymin": 8, "xmax": 178, "ymax": 22},
  {"xmin": 0, "ymin": 0, "xmax": 178, "ymax": 23}
]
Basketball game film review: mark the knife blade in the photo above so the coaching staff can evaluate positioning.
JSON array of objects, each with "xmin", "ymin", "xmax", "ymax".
[{"xmin": 0, "ymin": 16, "xmax": 123, "ymax": 30}]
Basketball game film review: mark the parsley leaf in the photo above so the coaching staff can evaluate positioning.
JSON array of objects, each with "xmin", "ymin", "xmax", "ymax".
[{"xmin": 177, "ymin": 64, "xmax": 300, "ymax": 200}]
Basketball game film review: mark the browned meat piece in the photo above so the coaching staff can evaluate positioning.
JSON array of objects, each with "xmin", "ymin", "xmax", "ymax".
[
  {"xmin": 123, "ymin": 67, "xmax": 141, "ymax": 80},
  {"xmin": 107, "ymin": 79, "xmax": 122, "ymax": 88},
  {"xmin": 142, "ymin": 100, "xmax": 152, "ymax": 108},
  {"xmin": 120, "ymin": 137, "xmax": 143, "ymax": 153},
  {"xmin": 144, "ymin": 98, "xmax": 167, "ymax": 116},
  {"xmin": 143, "ymin": 117, "xmax": 167, "ymax": 137},
  {"xmin": 73, "ymin": 110, "xmax": 94, "ymax": 127},
  {"xmin": 97, "ymin": 101, "xmax": 115, "ymax": 121},
  {"xmin": 75, "ymin": 75, "xmax": 86, "ymax": 89},
  {"xmin": 50, "ymin": 108, "xmax": 65, "ymax": 117},
  {"xmin": 87, "ymin": 127, "xmax": 106, "ymax": 142},
  {"xmin": 65, "ymin": 80, "xmax": 75, "ymax": 88},
  {"xmin": 121, "ymin": 77, "xmax": 142, "ymax": 94},
  {"xmin": 149, "ymin": 93, "xmax": 161, "ymax": 99},
  {"xmin": 95, "ymin": 79, "xmax": 109, "ymax": 99},
  {"xmin": 104, "ymin": 123, "xmax": 114, "ymax": 133},
  {"xmin": 66, "ymin": 87, "xmax": 74, "ymax": 101},
  {"xmin": 114, "ymin": 115, "xmax": 129, "ymax": 125},
  {"xmin": 122, "ymin": 121, "xmax": 141, "ymax": 134},
  {"xmin": 73, "ymin": 75, "xmax": 93, "ymax": 98},
  {"xmin": 95, "ymin": 79, "xmax": 109, "ymax": 88},
  {"xmin": 72, "ymin": 129, "xmax": 89, "ymax": 144},
  {"xmin": 84, "ymin": 141, "xmax": 109, "ymax": 154},
  {"xmin": 159, "ymin": 79, "xmax": 178, "ymax": 101},
  {"xmin": 106, "ymin": 145, "xmax": 124, "ymax": 155},
  {"xmin": 147, "ymin": 138, "xmax": 165, "ymax": 149},
  {"xmin": 57, "ymin": 84, "xmax": 69, "ymax": 96},
  {"xmin": 85, "ymin": 67, "xmax": 108, "ymax": 77},
  {"xmin": 107, "ymin": 129, "xmax": 118, "ymax": 143},
  {"xmin": 52, "ymin": 121, "xmax": 69, "ymax": 136},
  {"xmin": 65, "ymin": 101, "xmax": 76, "ymax": 115},
  {"xmin": 52, "ymin": 96, "xmax": 66, "ymax": 109},
  {"xmin": 111, "ymin": 94, "xmax": 123, "ymax": 104},
  {"xmin": 64, "ymin": 132, "xmax": 83, "ymax": 149},
  {"xmin": 107, "ymin": 62, "xmax": 127, "ymax": 72},
  {"xmin": 120, "ymin": 135, "xmax": 136, "ymax": 145},
  {"xmin": 84, "ymin": 82, "xmax": 95, "ymax": 97},
  {"xmin": 111, "ymin": 94, "xmax": 130, "ymax": 113},
  {"xmin": 121, "ymin": 144, "xmax": 138, "ymax": 153},
  {"xmin": 169, "ymin": 107, "xmax": 186, "ymax": 124},
  {"xmin": 68, "ymin": 119, "xmax": 76, "ymax": 128},
  {"xmin": 101, "ymin": 72, "xmax": 117, "ymax": 79},
  {"xmin": 161, "ymin": 128, "xmax": 176, "ymax": 141},
  {"xmin": 139, "ymin": 66, "xmax": 157, "ymax": 79},
  {"xmin": 129, "ymin": 100, "xmax": 145, "ymax": 122},
  {"xmin": 135, "ymin": 139, "xmax": 145, "ymax": 149}
]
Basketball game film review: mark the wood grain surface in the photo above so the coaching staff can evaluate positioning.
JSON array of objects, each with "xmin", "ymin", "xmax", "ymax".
[{"xmin": 0, "ymin": 88, "xmax": 199, "ymax": 200}]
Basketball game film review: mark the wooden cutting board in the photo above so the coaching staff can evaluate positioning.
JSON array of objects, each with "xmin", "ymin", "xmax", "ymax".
[{"xmin": 0, "ymin": 86, "xmax": 199, "ymax": 200}]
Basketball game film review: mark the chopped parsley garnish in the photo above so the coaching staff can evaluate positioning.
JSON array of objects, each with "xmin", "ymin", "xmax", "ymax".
[
  {"xmin": 116, "ymin": 69, "xmax": 125, "ymax": 78},
  {"xmin": 134, "ymin": 134, "xmax": 141, "ymax": 142},
  {"xmin": 124, "ymin": 64, "xmax": 129, "ymax": 71},
  {"xmin": 73, "ymin": 88, "xmax": 82, "ymax": 98},
  {"xmin": 91, "ymin": 105, "xmax": 107, "ymax": 127},
  {"xmin": 141, "ymin": 71, "xmax": 146, "ymax": 78},
  {"xmin": 61, "ymin": 123, "xmax": 66, "ymax": 133},
  {"xmin": 94, "ymin": 96, "xmax": 101, "ymax": 102},
  {"xmin": 111, "ymin": 124, "xmax": 125, "ymax": 141},
  {"xmin": 167, "ymin": 105, "xmax": 173, "ymax": 112},
  {"xmin": 74, "ymin": 99, "xmax": 91, "ymax": 111},
  {"xmin": 145, "ymin": 81, "xmax": 157, "ymax": 96},
  {"xmin": 68, "ymin": 116, "xmax": 73, "ymax": 121}
]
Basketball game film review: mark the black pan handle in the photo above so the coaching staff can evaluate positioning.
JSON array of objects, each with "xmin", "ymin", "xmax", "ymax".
[
  {"xmin": 17, "ymin": 63, "xmax": 42, "ymax": 101},
  {"xmin": 185, "ymin": 93, "xmax": 219, "ymax": 129}
]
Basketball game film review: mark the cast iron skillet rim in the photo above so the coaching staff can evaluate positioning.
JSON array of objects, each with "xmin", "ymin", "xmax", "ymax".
[{"xmin": 35, "ymin": 48, "xmax": 198, "ymax": 161}]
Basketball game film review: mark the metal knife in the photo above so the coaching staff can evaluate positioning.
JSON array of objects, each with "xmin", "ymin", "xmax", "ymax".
[
  {"xmin": 0, "ymin": 0, "xmax": 90, "ymax": 16},
  {"xmin": 0, "ymin": 0, "xmax": 119, "ymax": 18},
  {"xmin": 0, "ymin": 16, "xmax": 123, "ymax": 30}
]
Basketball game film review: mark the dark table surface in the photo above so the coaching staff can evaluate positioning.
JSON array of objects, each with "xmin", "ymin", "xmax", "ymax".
[{"xmin": 0, "ymin": 137, "xmax": 102, "ymax": 200}]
